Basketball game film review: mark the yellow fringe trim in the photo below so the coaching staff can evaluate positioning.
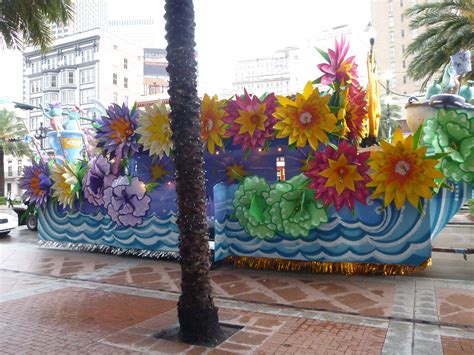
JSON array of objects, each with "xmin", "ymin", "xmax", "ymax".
[{"xmin": 229, "ymin": 256, "xmax": 432, "ymax": 276}]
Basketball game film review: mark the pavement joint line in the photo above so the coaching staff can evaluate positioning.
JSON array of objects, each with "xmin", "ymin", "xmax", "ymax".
[
  {"xmin": 382, "ymin": 321, "xmax": 413, "ymax": 355},
  {"xmin": 1, "ymin": 268, "xmax": 473, "ymax": 336}
]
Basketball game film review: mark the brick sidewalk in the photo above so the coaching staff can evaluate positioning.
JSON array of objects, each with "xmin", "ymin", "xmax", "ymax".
[{"xmin": 1, "ymin": 233, "xmax": 473, "ymax": 354}]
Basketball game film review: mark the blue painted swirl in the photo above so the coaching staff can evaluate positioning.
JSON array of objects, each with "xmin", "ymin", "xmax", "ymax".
[{"xmin": 213, "ymin": 182, "xmax": 472, "ymax": 266}]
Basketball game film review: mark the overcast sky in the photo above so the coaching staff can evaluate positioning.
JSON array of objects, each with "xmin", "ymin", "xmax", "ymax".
[{"xmin": 0, "ymin": 0, "xmax": 370, "ymax": 102}]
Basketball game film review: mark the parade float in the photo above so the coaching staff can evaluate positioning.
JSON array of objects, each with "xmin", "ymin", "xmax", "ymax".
[{"xmin": 20, "ymin": 37, "xmax": 473, "ymax": 274}]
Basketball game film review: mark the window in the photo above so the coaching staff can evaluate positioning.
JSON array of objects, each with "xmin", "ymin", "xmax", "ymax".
[
  {"xmin": 8, "ymin": 165, "xmax": 12, "ymax": 177},
  {"xmin": 30, "ymin": 97, "xmax": 42, "ymax": 108},
  {"xmin": 81, "ymin": 48, "xmax": 94, "ymax": 63},
  {"xmin": 7, "ymin": 183, "xmax": 11, "ymax": 193},
  {"xmin": 403, "ymin": 76, "xmax": 407, "ymax": 84},
  {"xmin": 30, "ymin": 79, "xmax": 42, "ymax": 93},
  {"xmin": 401, "ymin": 29, "xmax": 405, "ymax": 38},
  {"xmin": 389, "ymin": 32, "xmax": 395, "ymax": 43},
  {"xmin": 390, "ymin": 47, "xmax": 395, "ymax": 58},
  {"xmin": 402, "ymin": 44, "xmax": 406, "ymax": 54},
  {"xmin": 388, "ymin": 16, "xmax": 394, "ymax": 27},
  {"xmin": 113, "ymin": 92, "xmax": 118, "ymax": 103},
  {"xmin": 124, "ymin": 77, "xmax": 128, "ymax": 88},
  {"xmin": 400, "ymin": 0, "xmax": 404, "ymax": 7},
  {"xmin": 44, "ymin": 92, "xmax": 59, "ymax": 104},
  {"xmin": 61, "ymin": 90, "xmax": 75, "ymax": 105},
  {"xmin": 61, "ymin": 71, "xmax": 75, "ymax": 86},
  {"xmin": 124, "ymin": 58, "xmax": 128, "ymax": 69},
  {"xmin": 80, "ymin": 88, "xmax": 95, "ymax": 104},
  {"xmin": 45, "ymin": 74, "xmax": 58, "ymax": 89},
  {"xmin": 113, "ymin": 73, "xmax": 117, "ymax": 85},
  {"xmin": 401, "ymin": 14, "xmax": 404, "ymax": 22},
  {"xmin": 403, "ymin": 60, "xmax": 406, "ymax": 69},
  {"xmin": 17, "ymin": 160, "xmax": 22, "ymax": 175},
  {"xmin": 390, "ymin": 62, "xmax": 396, "ymax": 72},
  {"xmin": 389, "ymin": 2, "xmax": 393, "ymax": 13},
  {"xmin": 113, "ymin": 44, "xmax": 118, "ymax": 50},
  {"xmin": 80, "ymin": 68, "xmax": 95, "ymax": 84}
]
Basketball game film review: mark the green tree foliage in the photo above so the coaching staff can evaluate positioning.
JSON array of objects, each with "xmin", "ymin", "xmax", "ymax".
[
  {"xmin": 378, "ymin": 100, "xmax": 402, "ymax": 142},
  {"xmin": 405, "ymin": 0, "xmax": 474, "ymax": 86},
  {"xmin": 0, "ymin": 109, "xmax": 31, "ymax": 196},
  {"xmin": 0, "ymin": 0, "xmax": 73, "ymax": 51}
]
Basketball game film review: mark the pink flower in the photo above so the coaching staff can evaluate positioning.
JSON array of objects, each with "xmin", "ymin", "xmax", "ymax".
[
  {"xmin": 224, "ymin": 90, "xmax": 277, "ymax": 150},
  {"xmin": 317, "ymin": 36, "xmax": 359, "ymax": 86},
  {"xmin": 304, "ymin": 140, "xmax": 370, "ymax": 211}
]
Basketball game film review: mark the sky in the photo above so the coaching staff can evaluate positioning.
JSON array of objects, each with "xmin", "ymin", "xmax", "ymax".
[{"xmin": 0, "ymin": 0, "xmax": 371, "ymax": 102}]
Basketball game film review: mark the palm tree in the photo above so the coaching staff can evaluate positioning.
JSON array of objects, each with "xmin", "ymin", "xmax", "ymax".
[
  {"xmin": 378, "ymin": 99, "xmax": 402, "ymax": 141},
  {"xmin": 0, "ymin": 109, "xmax": 31, "ymax": 197},
  {"xmin": 0, "ymin": 0, "xmax": 73, "ymax": 51},
  {"xmin": 405, "ymin": 0, "xmax": 474, "ymax": 86},
  {"xmin": 164, "ymin": 0, "xmax": 221, "ymax": 345}
]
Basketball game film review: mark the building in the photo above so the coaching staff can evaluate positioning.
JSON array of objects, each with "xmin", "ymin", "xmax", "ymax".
[
  {"xmin": 232, "ymin": 25, "xmax": 369, "ymax": 97},
  {"xmin": 23, "ymin": 28, "xmax": 144, "ymax": 136},
  {"xmin": 51, "ymin": 0, "xmax": 108, "ymax": 39},
  {"xmin": 143, "ymin": 48, "xmax": 169, "ymax": 96},
  {"xmin": 108, "ymin": 18, "xmax": 164, "ymax": 50},
  {"xmin": 370, "ymin": 0, "xmax": 428, "ymax": 97}
]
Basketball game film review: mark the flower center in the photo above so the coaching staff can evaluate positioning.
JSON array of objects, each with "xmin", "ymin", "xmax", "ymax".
[
  {"xmin": 250, "ymin": 114, "xmax": 260, "ymax": 125},
  {"xmin": 299, "ymin": 112, "xmax": 313, "ymax": 125},
  {"xmin": 395, "ymin": 160, "xmax": 410, "ymax": 176},
  {"xmin": 110, "ymin": 117, "xmax": 132, "ymax": 143},
  {"xmin": 337, "ymin": 167, "xmax": 347, "ymax": 182},
  {"xmin": 207, "ymin": 118, "xmax": 214, "ymax": 131}
]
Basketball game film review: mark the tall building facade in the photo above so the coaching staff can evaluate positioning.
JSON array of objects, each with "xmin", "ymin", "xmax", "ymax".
[
  {"xmin": 107, "ymin": 18, "xmax": 164, "ymax": 49},
  {"xmin": 232, "ymin": 25, "xmax": 368, "ymax": 97},
  {"xmin": 370, "ymin": 0, "xmax": 428, "ymax": 96},
  {"xmin": 51, "ymin": 0, "xmax": 108, "ymax": 39},
  {"xmin": 23, "ymin": 29, "xmax": 143, "ymax": 135}
]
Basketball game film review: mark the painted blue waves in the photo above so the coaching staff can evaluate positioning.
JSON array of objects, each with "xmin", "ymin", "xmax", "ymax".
[
  {"xmin": 38, "ymin": 201, "xmax": 179, "ymax": 252},
  {"xmin": 213, "ymin": 182, "xmax": 471, "ymax": 266}
]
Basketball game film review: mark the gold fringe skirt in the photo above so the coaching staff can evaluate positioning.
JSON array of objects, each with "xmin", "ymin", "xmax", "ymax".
[{"xmin": 228, "ymin": 256, "xmax": 432, "ymax": 276}]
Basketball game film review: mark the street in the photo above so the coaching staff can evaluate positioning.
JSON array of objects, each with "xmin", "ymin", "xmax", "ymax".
[{"xmin": 0, "ymin": 220, "xmax": 473, "ymax": 354}]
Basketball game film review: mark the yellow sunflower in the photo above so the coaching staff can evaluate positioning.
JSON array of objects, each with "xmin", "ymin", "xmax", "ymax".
[
  {"xmin": 51, "ymin": 163, "xmax": 78, "ymax": 209},
  {"xmin": 274, "ymin": 81, "xmax": 337, "ymax": 150},
  {"xmin": 201, "ymin": 94, "xmax": 227, "ymax": 154},
  {"xmin": 367, "ymin": 129, "xmax": 444, "ymax": 210},
  {"xmin": 136, "ymin": 103, "xmax": 172, "ymax": 158}
]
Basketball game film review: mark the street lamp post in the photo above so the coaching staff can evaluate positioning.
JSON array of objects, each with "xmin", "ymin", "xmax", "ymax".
[
  {"xmin": 34, "ymin": 122, "xmax": 47, "ymax": 150},
  {"xmin": 382, "ymin": 71, "xmax": 393, "ymax": 139}
]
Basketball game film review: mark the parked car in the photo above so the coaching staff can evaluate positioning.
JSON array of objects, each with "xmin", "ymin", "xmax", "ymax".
[{"xmin": 0, "ymin": 212, "xmax": 19, "ymax": 236}]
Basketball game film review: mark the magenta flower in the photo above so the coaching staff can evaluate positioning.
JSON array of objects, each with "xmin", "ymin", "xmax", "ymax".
[
  {"xmin": 103, "ymin": 176, "xmax": 151, "ymax": 227},
  {"xmin": 224, "ymin": 90, "xmax": 277, "ymax": 150},
  {"xmin": 95, "ymin": 103, "xmax": 139, "ymax": 159},
  {"xmin": 304, "ymin": 140, "xmax": 370, "ymax": 211},
  {"xmin": 82, "ymin": 155, "xmax": 116, "ymax": 206},
  {"xmin": 19, "ymin": 161, "xmax": 52, "ymax": 207},
  {"xmin": 317, "ymin": 36, "xmax": 359, "ymax": 86}
]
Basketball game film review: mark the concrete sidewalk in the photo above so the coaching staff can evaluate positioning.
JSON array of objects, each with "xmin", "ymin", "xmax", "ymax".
[{"xmin": 0, "ymin": 226, "xmax": 473, "ymax": 354}]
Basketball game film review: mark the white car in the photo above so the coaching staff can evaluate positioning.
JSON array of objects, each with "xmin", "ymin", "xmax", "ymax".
[{"xmin": 0, "ymin": 212, "xmax": 19, "ymax": 236}]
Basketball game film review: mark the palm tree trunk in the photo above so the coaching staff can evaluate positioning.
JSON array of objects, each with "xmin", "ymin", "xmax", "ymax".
[
  {"xmin": 164, "ymin": 0, "xmax": 221, "ymax": 345},
  {"xmin": 0, "ymin": 147, "xmax": 5, "ymax": 197}
]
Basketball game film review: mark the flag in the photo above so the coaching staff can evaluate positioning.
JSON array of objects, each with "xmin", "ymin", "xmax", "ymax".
[{"xmin": 367, "ymin": 46, "xmax": 381, "ymax": 138}]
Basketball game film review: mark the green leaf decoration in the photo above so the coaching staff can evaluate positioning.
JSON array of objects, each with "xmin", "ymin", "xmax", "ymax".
[
  {"xmin": 146, "ymin": 182, "xmax": 159, "ymax": 193},
  {"xmin": 412, "ymin": 121, "xmax": 424, "ymax": 149},
  {"xmin": 315, "ymin": 47, "xmax": 330, "ymax": 63},
  {"xmin": 423, "ymin": 108, "xmax": 474, "ymax": 183},
  {"xmin": 233, "ymin": 174, "xmax": 328, "ymax": 239}
]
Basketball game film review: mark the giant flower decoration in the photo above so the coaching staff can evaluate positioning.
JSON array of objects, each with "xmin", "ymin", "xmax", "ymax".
[
  {"xmin": 51, "ymin": 163, "xmax": 79, "ymax": 209},
  {"xmin": 305, "ymin": 140, "xmax": 371, "ymax": 211},
  {"xmin": 367, "ymin": 129, "xmax": 444, "ymax": 210},
  {"xmin": 423, "ymin": 109, "xmax": 474, "ymax": 183},
  {"xmin": 95, "ymin": 103, "xmax": 139, "ymax": 159},
  {"xmin": 103, "ymin": 176, "xmax": 151, "ymax": 227},
  {"xmin": 233, "ymin": 176, "xmax": 276, "ymax": 239},
  {"xmin": 136, "ymin": 103, "xmax": 173, "ymax": 158},
  {"xmin": 20, "ymin": 160, "xmax": 52, "ymax": 207},
  {"xmin": 337, "ymin": 86, "xmax": 368, "ymax": 143},
  {"xmin": 266, "ymin": 174, "xmax": 327, "ymax": 237},
  {"xmin": 201, "ymin": 94, "xmax": 228, "ymax": 154},
  {"xmin": 317, "ymin": 36, "xmax": 359, "ymax": 86},
  {"xmin": 224, "ymin": 90, "xmax": 276, "ymax": 150},
  {"xmin": 274, "ymin": 81, "xmax": 337, "ymax": 150},
  {"xmin": 82, "ymin": 155, "xmax": 116, "ymax": 206}
]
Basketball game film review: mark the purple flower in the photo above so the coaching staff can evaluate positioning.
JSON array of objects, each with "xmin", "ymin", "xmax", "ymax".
[
  {"xmin": 103, "ymin": 176, "xmax": 151, "ymax": 227},
  {"xmin": 49, "ymin": 102, "xmax": 62, "ymax": 109},
  {"xmin": 95, "ymin": 103, "xmax": 139, "ymax": 159},
  {"xmin": 82, "ymin": 155, "xmax": 116, "ymax": 206},
  {"xmin": 19, "ymin": 161, "xmax": 52, "ymax": 207}
]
